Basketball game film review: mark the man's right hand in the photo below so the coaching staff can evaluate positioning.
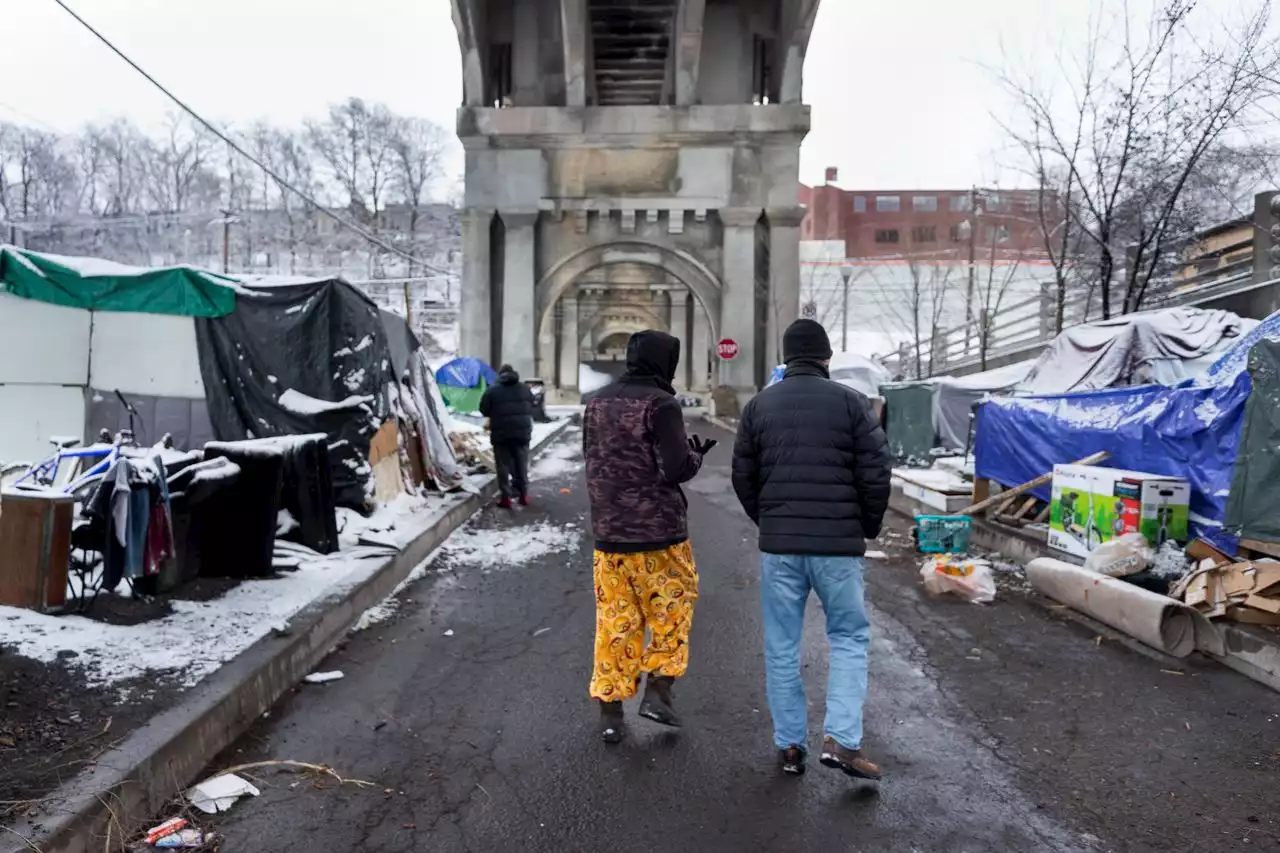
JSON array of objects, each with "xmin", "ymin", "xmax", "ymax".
[{"xmin": 688, "ymin": 434, "xmax": 718, "ymax": 456}]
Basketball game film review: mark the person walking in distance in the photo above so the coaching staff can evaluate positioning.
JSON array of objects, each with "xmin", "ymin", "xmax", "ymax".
[
  {"xmin": 731, "ymin": 319, "xmax": 891, "ymax": 780},
  {"xmin": 479, "ymin": 363, "xmax": 535, "ymax": 509},
  {"xmin": 583, "ymin": 330, "xmax": 716, "ymax": 743}
]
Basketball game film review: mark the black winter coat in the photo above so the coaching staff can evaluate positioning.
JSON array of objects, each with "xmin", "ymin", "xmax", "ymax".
[
  {"xmin": 479, "ymin": 369, "xmax": 534, "ymax": 446},
  {"xmin": 731, "ymin": 360, "xmax": 891, "ymax": 556}
]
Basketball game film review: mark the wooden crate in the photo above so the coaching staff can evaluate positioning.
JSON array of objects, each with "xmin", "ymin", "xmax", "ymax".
[{"xmin": 0, "ymin": 489, "xmax": 76, "ymax": 612}]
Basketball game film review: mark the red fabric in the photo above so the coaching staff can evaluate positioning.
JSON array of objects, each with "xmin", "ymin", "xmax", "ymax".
[{"xmin": 145, "ymin": 501, "xmax": 174, "ymax": 576}]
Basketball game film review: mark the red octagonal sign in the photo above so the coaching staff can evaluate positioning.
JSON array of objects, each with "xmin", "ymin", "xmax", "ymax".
[{"xmin": 716, "ymin": 338, "xmax": 739, "ymax": 360}]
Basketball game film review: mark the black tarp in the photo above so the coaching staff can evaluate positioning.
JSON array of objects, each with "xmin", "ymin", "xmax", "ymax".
[
  {"xmin": 195, "ymin": 278, "xmax": 395, "ymax": 508},
  {"xmin": 1225, "ymin": 339, "xmax": 1280, "ymax": 543}
]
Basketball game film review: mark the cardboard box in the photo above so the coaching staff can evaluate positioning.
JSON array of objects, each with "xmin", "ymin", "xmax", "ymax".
[{"xmin": 1048, "ymin": 465, "xmax": 1190, "ymax": 557}]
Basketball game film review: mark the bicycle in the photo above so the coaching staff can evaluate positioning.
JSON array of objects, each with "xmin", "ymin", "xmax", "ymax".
[{"xmin": 0, "ymin": 390, "xmax": 156, "ymax": 502}]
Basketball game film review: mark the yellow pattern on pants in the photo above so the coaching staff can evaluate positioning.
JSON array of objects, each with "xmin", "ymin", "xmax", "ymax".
[{"xmin": 589, "ymin": 542, "xmax": 699, "ymax": 701}]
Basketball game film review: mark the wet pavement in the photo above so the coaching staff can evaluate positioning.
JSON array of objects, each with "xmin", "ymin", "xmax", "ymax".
[{"xmin": 205, "ymin": 425, "xmax": 1280, "ymax": 853}]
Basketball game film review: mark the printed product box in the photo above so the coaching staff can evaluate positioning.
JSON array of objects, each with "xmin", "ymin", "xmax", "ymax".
[{"xmin": 1048, "ymin": 465, "xmax": 1190, "ymax": 558}]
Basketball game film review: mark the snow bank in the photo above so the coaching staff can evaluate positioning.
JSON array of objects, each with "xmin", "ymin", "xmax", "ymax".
[
  {"xmin": 579, "ymin": 364, "xmax": 612, "ymax": 394},
  {"xmin": 440, "ymin": 520, "xmax": 582, "ymax": 573},
  {"xmin": 530, "ymin": 433, "xmax": 582, "ymax": 481},
  {"xmin": 278, "ymin": 389, "xmax": 372, "ymax": 415}
]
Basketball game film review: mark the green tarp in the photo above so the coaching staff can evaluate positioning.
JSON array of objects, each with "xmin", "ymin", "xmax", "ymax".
[
  {"xmin": 440, "ymin": 379, "xmax": 487, "ymax": 414},
  {"xmin": 1225, "ymin": 339, "xmax": 1280, "ymax": 543},
  {"xmin": 0, "ymin": 246, "xmax": 237, "ymax": 317}
]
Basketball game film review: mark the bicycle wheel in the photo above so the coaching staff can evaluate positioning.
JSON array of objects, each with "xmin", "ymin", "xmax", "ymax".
[
  {"xmin": 0, "ymin": 461, "xmax": 33, "ymax": 488},
  {"xmin": 69, "ymin": 473, "xmax": 106, "ymax": 504}
]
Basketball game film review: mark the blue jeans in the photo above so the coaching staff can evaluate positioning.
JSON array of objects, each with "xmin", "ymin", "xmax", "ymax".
[{"xmin": 760, "ymin": 554, "xmax": 870, "ymax": 751}]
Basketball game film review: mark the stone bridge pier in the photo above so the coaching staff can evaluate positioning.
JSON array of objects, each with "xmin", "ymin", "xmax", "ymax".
[{"xmin": 452, "ymin": 0, "xmax": 818, "ymax": 408}]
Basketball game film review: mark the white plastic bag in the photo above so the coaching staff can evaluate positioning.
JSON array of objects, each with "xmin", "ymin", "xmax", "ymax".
[
  {"xmin": 920, "ymin": 555, "xmax": 996, "ymax": 604},
  {"xmin": 1083, "ymin": 532, "xmax": 1153, "ymax": 577}
]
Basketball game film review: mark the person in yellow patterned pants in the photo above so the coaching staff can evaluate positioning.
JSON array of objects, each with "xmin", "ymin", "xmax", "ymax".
[
  {"xmin": 581, "ymin": 330, "xmax": 716, "ymax": 743},
  {"xmin": 589, "ymin": 543, "xmax": 699, "ymax": 708}
]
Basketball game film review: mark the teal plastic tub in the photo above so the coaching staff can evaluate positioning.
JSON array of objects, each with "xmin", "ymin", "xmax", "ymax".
[{"xmin": 913, "ymin": 514, "xmax": 972, "ymax": 554}]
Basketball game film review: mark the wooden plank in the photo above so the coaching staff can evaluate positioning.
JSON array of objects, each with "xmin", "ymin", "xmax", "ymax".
[
  {"xmin": 971, "ymin": 477, "xmax": 992, "ymax": 507},
  {"xmin": 1013, "ymin": 496, "xmax": 1039, "ymax": 520},
  {"xmin": 955, "ymin": 450, "xmax": 1110, "ymax": 516},
  {"xmin": 1032, "ymin": 503, "xmax": 1051, "ymax": 524},
  {"xmin": 1240, "ymin": 537, "xmax": 1280, "ymax": 560}
]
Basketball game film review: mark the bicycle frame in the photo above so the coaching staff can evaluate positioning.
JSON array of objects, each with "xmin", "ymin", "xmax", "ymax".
[{"xmin": 12, "ymin": 443, "xmax": 118, "ymax": 492}]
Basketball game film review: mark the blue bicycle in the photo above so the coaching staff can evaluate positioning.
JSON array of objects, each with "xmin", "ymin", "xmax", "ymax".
[{"xmin": 0, "ymin": 390, "xmax": 151, "ymax": 502}]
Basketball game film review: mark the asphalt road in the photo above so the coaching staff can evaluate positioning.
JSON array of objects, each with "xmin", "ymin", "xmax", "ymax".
[{"xmin": 206, "ymin": 424, "xmax": 1279, "ymax": 853}]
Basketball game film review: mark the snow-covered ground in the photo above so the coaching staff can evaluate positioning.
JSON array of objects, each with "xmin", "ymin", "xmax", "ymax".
[{"xmin": 0, "ymin": 419, "xmax": 573, "ymax": 689}]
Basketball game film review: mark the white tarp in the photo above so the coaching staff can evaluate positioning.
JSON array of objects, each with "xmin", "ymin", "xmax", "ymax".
[
  {"xmin": 1017, "ymin": 307, "xmax": 1256, "ymax": 395},
  {"xmin": 932, "ymin": 361, "xmax": 1033, "ymax": 451}
]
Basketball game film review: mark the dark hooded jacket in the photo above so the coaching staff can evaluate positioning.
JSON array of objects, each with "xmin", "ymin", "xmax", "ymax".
[
  {"xmin": 479, "ymin": 365, "xmax": 534, "ymax": 446},
  {"xmin": 583, "ymin": 331, "xmax": 703, "ymax": 553},
  {"xmin": 732, "ymin": 358, "xmax": 891, "ymax": 556}
]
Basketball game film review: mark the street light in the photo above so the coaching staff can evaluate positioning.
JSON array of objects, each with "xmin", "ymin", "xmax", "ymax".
[{"xmin": 839, "ymin": 265, "xmax": 855, "ymax": 353}]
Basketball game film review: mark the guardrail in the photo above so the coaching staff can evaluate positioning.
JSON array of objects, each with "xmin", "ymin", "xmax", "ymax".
[{"xmin": 897, "ymin": 261, "xmax": 1259, "ymax": 378}]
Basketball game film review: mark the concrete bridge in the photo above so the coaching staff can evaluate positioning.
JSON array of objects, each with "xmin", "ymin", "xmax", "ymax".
[{"xmin": 450, "ymin": 0, "xmax": 820, "ymax": 405}]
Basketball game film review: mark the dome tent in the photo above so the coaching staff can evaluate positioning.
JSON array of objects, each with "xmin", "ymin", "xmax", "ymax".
[{"xmin": 434, "ymin": 357, "xmax": 498, "ymax": 414}]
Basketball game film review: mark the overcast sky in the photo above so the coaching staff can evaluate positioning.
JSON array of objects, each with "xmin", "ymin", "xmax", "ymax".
[{"xmin": 0, "ymin": 0, "xmax": 1092, "ymax": 192}]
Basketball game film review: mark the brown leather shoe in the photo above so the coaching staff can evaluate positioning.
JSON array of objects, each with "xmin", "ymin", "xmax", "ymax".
[
  {"xmin": 779, "ymin": 745, "xmax": 806, "ymax": 776},
  {"xmin": 819, "ymin": 736, "xmax": 882, "ymax": 780}
]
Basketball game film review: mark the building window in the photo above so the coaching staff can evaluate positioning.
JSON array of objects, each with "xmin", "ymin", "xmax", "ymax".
[
  {"xmin": 875, "ymin": 195, "xmax": 900, "ymax": 213},
  {"xmin": 853, "ymin": 196, "xmax": 867, "ymax": 213},
  {"xmin": 949, "ymin": 194, "xmax": 972, "ymax": 212},
  {"xmin": 874, "ymin": 229, "xmax": 900, "ymax": 244},
  {"xmin": 912, "ymin": 195, "xmax": 938, "ymax": 213},
  {"xmin": 912, "ymin": 225, "xmax": 937, "ymax": 243},
  {"xmin": 949, "ymin": 224, "xmax": 965, "ymax": 242},
  {"xmin": 984, "ymin": 224, "xmax": 1011, "ymax": 243},
  {"xmin": 1023, "ymin": 196, "xmax": 1041, "ymax": 214},
  {"xmin": 984, "ymin": 194, "xmax": 1011, "ymax": 213}
]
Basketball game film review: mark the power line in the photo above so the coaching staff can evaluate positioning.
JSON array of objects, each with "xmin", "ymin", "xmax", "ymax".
[{"xmin": 49, "ymin": 0, "xmax": 456, "ymax": 279}]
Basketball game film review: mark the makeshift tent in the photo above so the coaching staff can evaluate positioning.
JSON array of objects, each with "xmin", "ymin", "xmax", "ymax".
[
  {"xmin": 1017, "ymin": 306, "xmax": 1254, "ymax": 394},
  {"xmin": 436, "ymin": 357, "xmax": 497, "ymax": 413},
  {"xmin": 195, "ymin": 278, "xmax": 395, "ymax": 507},
  {"xmin": 976, "ymin": 310, "xmax": 1280, "ymax": 551},
  {"xmin": 0, "ymin": 245, "xmax": 236, "ymax": 317},
  {"xmin": 766, "ymin": 352, "xmax": 891, "ymax": 397},
  {"xmin": 1224, "ymin": 338, "xmax": 1280, "ymax": 544},
  {"xmin": 932, "ymin": 361, "xmax": 1033, "ymax": 451}
]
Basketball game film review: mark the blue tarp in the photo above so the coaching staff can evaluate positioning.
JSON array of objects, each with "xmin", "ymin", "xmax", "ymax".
[
  {"xmin": 975, "ymin": 311, "xmax": 1280, "ymax": 552},
  {"xmin": 767, "ymin": 364, "xmax": 785, "ymax": 387},
  {"xmin": 435, "ymin": 357, "xmax": 497, "ymax": 389}
]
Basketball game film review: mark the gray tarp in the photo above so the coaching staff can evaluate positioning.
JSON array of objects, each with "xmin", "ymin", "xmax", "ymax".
[
  {"xmin": 1018, "ymin": 307, "xmax": 1255, "ymax": 394},
  {"xmin": 932, "ymin": 361, "xmax": 1032, "ymax": 451}
]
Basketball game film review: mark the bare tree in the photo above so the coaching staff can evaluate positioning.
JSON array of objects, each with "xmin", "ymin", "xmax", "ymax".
[
  {"xmin": 1000, "ymin": 0, "xmax": 1280, "ymax": 319},
  {"xmin": 387, "ymin": 116, "xmax": 447, "ymax": 275}
]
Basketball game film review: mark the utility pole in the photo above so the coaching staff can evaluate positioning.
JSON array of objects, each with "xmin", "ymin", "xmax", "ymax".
[
  {"xmin": 839, "ymin": 265, "xmax": 854, "ymax": 352},
  {"xmin": 219, "ymin": 209, "xmax": 234, "ymax": 274},
  {"xmin": 963, "ymin": 187, "xmax": 979, "ymax": 354},
  {"xmin": 403, "ymin": 281, "xmax": 414, "ymax": 333}
]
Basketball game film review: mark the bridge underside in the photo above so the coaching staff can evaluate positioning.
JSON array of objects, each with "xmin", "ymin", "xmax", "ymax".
[{"xmin": 452, "ymin": 0, "xmax": 819, "ymax": 407}]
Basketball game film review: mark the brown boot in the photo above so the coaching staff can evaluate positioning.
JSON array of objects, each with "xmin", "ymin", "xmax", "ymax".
[
  {"xmin": 779, "ymin": 744, "xmax": 806, "ymax": 776},
  {"xmin": 819, "ymin": 736, "xmax": 882, "ymax": 780},
  {"xmin": 638, "ymin": 674, "xmax": 682, "ymax": 727}
]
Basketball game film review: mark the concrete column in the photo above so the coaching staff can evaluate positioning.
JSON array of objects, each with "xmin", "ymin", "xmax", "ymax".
[
  {"xmin": 691, "ymin": 299, "xmax": 712, "ymax": 392},
  {"xmin": 766, "ymin": 207, "xmax": 805, "ymax": 369},
  {"xmin": 673, "ymin": 0, "xmax": 707, "ymax": 105},
  {"xmin": 560, "ymin": 0, "xmax": 587, "ymax": 107},
  {"xmin": 559, "ymin": 293, "xmax": 579, "ymax": 391},
  {"xmin": 719, "ymin": 207, "xmax": 761, "ymax": 395},
  {"xmin": 500, "ymin": 212, "xmax": 538, "ymax": 377},
  {"xmin": 459, "ymin": 208, "xmax": 493, "ymax": 361},
  {"xmin": 669, "ymin": 288, "xmax": 690, "ymax": 389}
]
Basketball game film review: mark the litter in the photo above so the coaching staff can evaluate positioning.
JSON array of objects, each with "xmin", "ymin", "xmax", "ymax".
[
  {"xmin": 187, "ymin": 772, "xmax": 261, "ymax": 815},
  {"xmin": 532, "ymin": 627, "xmax": 551, "ymax": 636},
  {"xmin": 913, "ymin": 514, "xmax": 973, "ymax": 554},
  {"xmin": 144, "ymin": 818, "xmax": 187, "ymax": 844},
  {"xmin": 154, "ymin": 829, "xmax": 217, "ymax": 848},
  {"xmin": 304, "ymin": 670, "xmax": 344, "ymax": 684},
  {"xmin": 864, "ymin": 550, "xmax": 888, "ymax": 560},
  {"xmin": 1084, "ymin": 533, "xmax": 1153, "ymax": 577},
  {"xmin": 1177, "ymin": 557, "xmax": 1280, "ymax": 624},
  {"xmin": 443, "ymin": 629, "xmax": 455, "ymax": 636},
  {"xmin": 920, "ymin": 555, "xmax": 996, "ymax": 604}
]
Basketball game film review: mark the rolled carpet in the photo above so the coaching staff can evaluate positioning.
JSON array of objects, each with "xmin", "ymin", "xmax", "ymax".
[{"xmin": 1026, "ymin": 558, "xmax": 1224, "ymax": 658}]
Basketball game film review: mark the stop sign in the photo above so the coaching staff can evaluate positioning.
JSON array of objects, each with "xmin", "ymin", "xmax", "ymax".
[{"xmin": 716, "ymin": 338, "xmax": 739, "ymax": 360}]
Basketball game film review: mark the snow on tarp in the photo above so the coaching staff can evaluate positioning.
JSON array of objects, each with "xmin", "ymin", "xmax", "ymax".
[
  {"xmin": 0, "ymin": 245, "xmax": 237, "ymax": 317},
  {"xmin": 278, "ymin": 389, "xmax": 373, "ymax": 415},
  {"xmin": 975, "ymin": 310, "xmax": 1280, "ymax": 551},
  {"xmin": 195, "ymin": 278, "xmax": 395, "ymax": 507}
]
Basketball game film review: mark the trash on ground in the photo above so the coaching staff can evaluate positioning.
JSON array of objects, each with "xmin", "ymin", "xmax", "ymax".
[
  {"xmin": 920, "ymin": 555, "xmax": 996, "ymax": 604},
  {"xmin": 1083, "ymin": 533, "xmax": 1153, "ymax": 577},
  {"xmin": 153, "ymin": 828, "xmax": 217, "ymax": 848},
  {"xmin": 1175, "ymin": 556, "xmax": 1280, "ymax": 624},
  {"xmin": 864, "ymin": 550, "xmax": 888, "ymax": 560},
  {"xmin": 443, "ymin": 628, "xmax": 455, "ymax": 636},
  {"xmin": 187, "ymin": 772, "xmax": 262, "ymax": 815},
  {"xmin": 144, "ymin": 818, "xmax": 187, "ymax": 844},
  {"xmin": 304, "ymin": 670, "xmax": 345, "ymax": 684},
  {"xmin": 532, "ymin": 627, "xmax": 551, "ymax": 636},
  {"xmin": 913, "ymin": 514, "xmax": 972, "ymax": 554}
]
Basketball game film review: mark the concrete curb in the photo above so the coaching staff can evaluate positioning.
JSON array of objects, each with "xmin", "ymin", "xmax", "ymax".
[
  {"xmin": 888, "ymin": 483, "xmax": 1280, "ymax": 692},
  {"xmin": 3, "ymin": 419, "xmax": 574, "ymax": 853}
]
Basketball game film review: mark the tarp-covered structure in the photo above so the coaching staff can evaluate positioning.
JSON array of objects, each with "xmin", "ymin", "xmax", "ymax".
[
  {"xmin": 1017, "ymin": 307, "xmax": 1254, "ymax": 394},
  {"xmin": 0, "ymin": 249, "xmax": 464, "ymax": 505},
  {"xmin": 976, "ymin": 310, "xmax": 1280, "ymax": 551},
  {"xmin": 932, "ymin": 361, "xmax": 1032, "ymax": 451},
  {"xmin": 435, "ymin": 357, "xmax": 497, "ymax": 413},
  {"xmin": 1224, "ymin": 338, "xmax": 1280, "ymax": 544},
  {"xmin": 766, "ymin": 352, "xmax": 891, "ymax": 398}
]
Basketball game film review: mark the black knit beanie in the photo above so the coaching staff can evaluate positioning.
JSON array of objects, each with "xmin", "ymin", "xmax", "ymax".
[{"xmin": 782, "ymin": 319, "xmax": 833, "ymax": 363}]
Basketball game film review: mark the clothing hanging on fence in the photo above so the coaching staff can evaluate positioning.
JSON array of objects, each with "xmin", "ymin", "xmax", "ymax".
[{"xmin": 84, "ymin": 457, "xmax": 173, "ymax": 590}]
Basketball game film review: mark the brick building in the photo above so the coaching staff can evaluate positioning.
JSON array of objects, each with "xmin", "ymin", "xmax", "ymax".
[{"xmin": 800, "ymin": 183, "xmax": 1050, "ymax": 261}]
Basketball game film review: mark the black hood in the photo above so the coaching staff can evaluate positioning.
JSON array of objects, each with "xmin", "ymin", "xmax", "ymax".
[
  {"xmin": 497, "ymin": 363, "xmax": 520, "ymax": 385},
  {"xmin": 621, "ymin": 330, "xmax": 681, "ymax": 394}
]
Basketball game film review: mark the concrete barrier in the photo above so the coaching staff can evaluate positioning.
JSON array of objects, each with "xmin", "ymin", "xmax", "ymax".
[{"xmin": 3, "ymin": 419, "xmax": 573, "ymax": 853}]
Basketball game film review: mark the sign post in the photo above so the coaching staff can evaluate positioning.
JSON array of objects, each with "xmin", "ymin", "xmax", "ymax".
[{"xmin": 716, "ymin": 338, "xmax": 739, "ymax": 360}]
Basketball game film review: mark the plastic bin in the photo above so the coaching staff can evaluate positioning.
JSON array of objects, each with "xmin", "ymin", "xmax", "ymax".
[{"xmin": 914, "ymin": 514, "xmax": 972, "ymax": 554}]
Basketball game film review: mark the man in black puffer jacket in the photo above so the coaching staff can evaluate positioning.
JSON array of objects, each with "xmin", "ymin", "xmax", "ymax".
[
  {"xmin": 479, "ymin": 364, "xmax": 535, "ymax": 508},
  {"xmin": 732, "ymin": 319, "xmax": 890, "ymax": 781}
]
